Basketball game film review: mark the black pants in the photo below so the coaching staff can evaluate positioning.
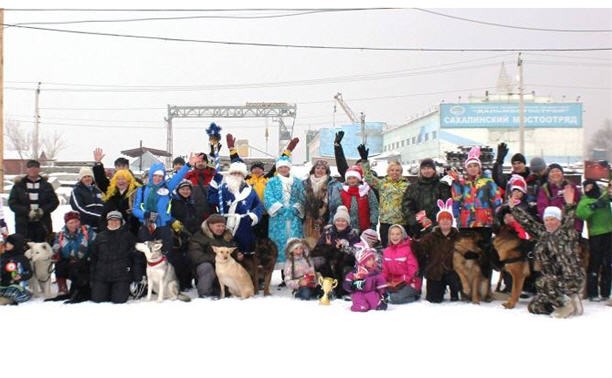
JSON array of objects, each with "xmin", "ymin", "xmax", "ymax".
[
  {"xmin": 587, "ymin": 232, "xmax": 612, "ymax": 299},
  {"xmin": 426, "ymin": 271, "xmax": 461, "ymax": 303},
  {"xmin": 91, "ymin": 280, "xmax": 130, "ymax": 304}
]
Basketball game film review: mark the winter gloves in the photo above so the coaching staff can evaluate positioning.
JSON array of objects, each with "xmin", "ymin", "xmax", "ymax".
[
  {"xmin": 28, "ymin": 208, "xmax": 44, "ymax": 222},
  {"xmin": 589, "ymin": 197, "xmax": 609, "ymax": 210},
  {"xmin": 357, "ymin": 144, "xmax": 369, "ymax": 161},
  {"xmin": 496, "ymin": 142, "xmax": 509, "ymax": 164},
  {"xmin": 334, "ymin": 130, "xmax": 345, "ymax": 146},
  {"xmin": 351, "ymin": 279, "xmax": 366, "ymax": 291}
]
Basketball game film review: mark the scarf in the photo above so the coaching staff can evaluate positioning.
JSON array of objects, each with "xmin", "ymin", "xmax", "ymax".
[
  {"xmin": 305, "ymin": 175, "xmax": 329, "ymax": 219},
  {"xmin": 278, "ymin": 174, "xmax": 294, "ymax": 205},
  {"xmin": 144, "ymin": 182, "xmax": 164, "ymax": 212},
  {"xmin": 340, "ymin": 184, "xmax": 371, "ymax": 232}
]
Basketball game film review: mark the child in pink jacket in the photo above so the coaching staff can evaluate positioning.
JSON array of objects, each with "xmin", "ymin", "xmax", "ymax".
[
  {"xmin": 343, "ymin": 245, "xmax": 387, "ymax": 312},
  {"xmin": 382, "ymin": 224, "xmax": 421, "ymax": 304}
]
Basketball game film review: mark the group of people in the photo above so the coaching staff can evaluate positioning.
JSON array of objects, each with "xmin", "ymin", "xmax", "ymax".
[{"xmin": 1, "ymin": 131, "xmax": 610, "ymax": 318}]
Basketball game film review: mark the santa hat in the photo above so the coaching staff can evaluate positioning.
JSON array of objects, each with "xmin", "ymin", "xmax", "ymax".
[
  {"xmin": 228, "ymin": 161, "xmax": 248, "ymax": 176},
  {"xmin": 276, "ymin": 155, "xmax": 292, "ymax": 169},
  {"xmin": 464, "ymin": 146, "xmax": 482, "ymax": 168},
  {"xmin": 345, "ymin": 165, "xmax": 363, "ymax": 181},
  {"xmin": 509, "ymin": 174, "xmax": 527, "ymax": 193},
  {"xmin": 436, "ymin": 199, "xmax": 455, "ymax": 223}
]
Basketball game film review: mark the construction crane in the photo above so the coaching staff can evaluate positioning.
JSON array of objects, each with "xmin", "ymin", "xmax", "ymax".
[{"xmin": 334, "ymin": 92, "xmax": 367, "ymax": 144}]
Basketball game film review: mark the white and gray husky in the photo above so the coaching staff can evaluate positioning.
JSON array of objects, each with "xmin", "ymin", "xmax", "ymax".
[{"xmin": 135, "ymin": 241, "xmax": 190, "ymax": 302}]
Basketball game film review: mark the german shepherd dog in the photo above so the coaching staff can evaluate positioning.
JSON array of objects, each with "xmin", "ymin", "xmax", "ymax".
[
  {"xmin": 492, "ymin": 228, "xmax": 533, "ymax": 309},
  {"xmin": 239, "ymin": 237, "xmax": 278, "ymax": 296},
  {"xmin": 453, "ymin": 233, "xmax": 491, "ymax": 304},
  {"xmin": 45, "ymin": 259, "xmax": 91, "ymax": 304}
]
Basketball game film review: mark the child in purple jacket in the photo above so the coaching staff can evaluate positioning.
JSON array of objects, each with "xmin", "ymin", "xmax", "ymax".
[{"xmin": 343, "ymin": 245, "xmax": 388, "ymax": 312}]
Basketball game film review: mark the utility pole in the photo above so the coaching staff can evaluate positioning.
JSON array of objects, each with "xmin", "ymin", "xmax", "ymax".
[
  {"xmin": 518, "ymin": 52, "xmax": 525, "ymax": 154},
  {"xmin": 0, "ymin": 8, "xmax": 4, "ymax": 192},
  {"xmin": 34, "ymin": 81, "xmax": 41, "ymax": 159},
  {"xmin": 360, "ymin": 112, "xmax": 366, "ymax": 145}
]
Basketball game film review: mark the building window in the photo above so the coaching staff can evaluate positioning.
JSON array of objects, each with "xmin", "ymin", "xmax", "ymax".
[
  {"xmin": 424, "ymin": 133, "xmax": 429, "ymax": 141},
  {"xmin": 432, "ymin": 131, "xmax": 437, "ymax": 140},
  {"xmin": 401, "ymin": 140, "xmax": 405, "ymax": 147},
  {"xmin": 412, "ymin": 137, "xmax": 416, "ymax": 144},
  {"xmin": 406, "ymin": 138, "xmax": 410, "ymax": 145}
]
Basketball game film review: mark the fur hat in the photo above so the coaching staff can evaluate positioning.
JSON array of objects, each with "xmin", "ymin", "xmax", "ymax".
[
  {"xmin": 276, "ymin": 155, "xmax": 292, "ymax": 169},
  {"xmin": 78, "ymin": 166, "xmax": 94, "ymax": 181},
  {"xmin": 548, "ymin": 163, "xmax": 564, "ymax": 174},
  {"xmin": 511, "ymin": 153, "xmax": 526, "ymax": 165},
  {"xmin": 285, "ymin": 238, "xmax": 309, "ymax": 256},
  {"xmin": 530, "ymin": 157, "xmax": 547, "ymax": 173},
  {"xmin": 228, "ymin": 161, "xmax": 248, "ymax": 176},
  {"xmin": 333, "ymin": 205, "xmax": 351, "ymax": 223},
  {"xmin": 419, "ymin": 158, "xmax": 436, "ymax": 170},
  {"xmin": 207, "ymin": 214, "xmax": 226, "ymax": 225},
  {"xmin": 309, "ymin": 160, "xmax": 330, "ymax": 175},
  {"xmin": 106, "ymin": 210, "xmax": 123, "ymax": 221},
  {"xmin": 177, "ymin": 179, "xmax": 192, "ymax": 190},
  {"xmin": 250, "ymin": 161, "xmax": 265, "ymax": 171},
  {"xmin": 360, "ymin": 229, "xmax": 379, "ymax": 247},
  {"xmin": 509, "ymin": 174, "xmax": 527, "ymax": 194},
  {"xmin": 464, "ymin": 146, "xmax": 481, "ymax": 168},
  {"xmin": 345, "ymin": 165, "xmax": 363, "ymax": 181},
  {"xmin": 543, "ymin": 206, "xmax": 562, "ymax": 221},
  {"xmin": 64, "ymin": 210, "xmax": 81, "ymax": 224}
]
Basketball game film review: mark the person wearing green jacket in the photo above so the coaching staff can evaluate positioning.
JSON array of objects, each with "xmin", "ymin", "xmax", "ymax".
[{"xmin": 576, "ymin": 179, "xmax": 612, "ymax": 302}]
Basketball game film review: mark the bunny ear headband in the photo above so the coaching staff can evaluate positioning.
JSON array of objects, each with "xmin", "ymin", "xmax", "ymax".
[{"xmin": 436, "ymin": 198, "xmax": 454, "ymax": 222}]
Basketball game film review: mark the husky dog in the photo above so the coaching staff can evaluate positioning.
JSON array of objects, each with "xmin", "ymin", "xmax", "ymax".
[
  {"xmin": 135, "ymin": 241, "xmax": 190, "ymax": 302},
  {"xmin": 212, "ymin": 246, "xmax": 254, "ymax": 299},
  {"xmin": 25, "ymin": 242, "xmax": 54, "ymax": 298}
]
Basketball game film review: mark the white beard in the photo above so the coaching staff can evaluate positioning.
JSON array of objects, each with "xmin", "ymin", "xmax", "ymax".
[{"xmin": 225, "ymin": 175, "xmax": 244, "ymax": 194}]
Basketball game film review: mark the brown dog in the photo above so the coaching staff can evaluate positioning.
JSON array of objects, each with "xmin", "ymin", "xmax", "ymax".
[
  {"xmin": 212, "ymin": 246, "xmax": 254, "ymax": 299},
  {"xmin": 239, "ymin": 238, "xmax": 278, "ymax": 296},
  {"xmin": 453, "ymin": 234, "xmax": 490, "ymax": 304},
  {"xmin": 493, "ymin": 229, "xmax": 532, "ymax": 309}
]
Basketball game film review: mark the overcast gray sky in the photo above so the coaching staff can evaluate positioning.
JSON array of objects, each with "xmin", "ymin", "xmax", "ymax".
[{"xmin": 3, "ymin": 1, "xmax": 611, "ymax": 166}]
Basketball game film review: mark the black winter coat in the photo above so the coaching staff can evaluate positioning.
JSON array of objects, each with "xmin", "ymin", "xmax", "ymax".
[
  {"xmin": 100, "ymin": 189, "xmax": 140, "ymax": 235},
  {"xmin": 402, "ymin": 175, "xmax": 451, "ymax": 238},
  {"xmin": 70, "ymin": 182, "xmax": 104, "ymax": 230},
  {"xmin": 8, "ymin": 176, "xmax": 59, "ymax": 238},
  {"xmin": 90, "ymin": 227, "xmax": 137, "ymax": 282},
  {"xmin": 1, "ymin": 240, "xmax": 33, "ymax": 286},
  {"xmin": 171, "ymin": 195, "xmax": 201, "ymax": 235}
]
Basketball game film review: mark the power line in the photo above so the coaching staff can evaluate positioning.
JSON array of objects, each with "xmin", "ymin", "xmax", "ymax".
[
  {"xmin": 4, "ymin": 23, "xmax": 611, "ymax": 52},
  {"xmin": 413, "ymin": 8, "xmax": 612, "ymax": 33},
  {"xmin": 2, "ymin": 8, "xmax": 397, "ymax": 12}
]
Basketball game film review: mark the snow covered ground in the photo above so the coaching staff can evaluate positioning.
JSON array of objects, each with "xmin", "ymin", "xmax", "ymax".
[{"xmin": 1, "ymin": 205, "xmax": 610, "ymax": 377}]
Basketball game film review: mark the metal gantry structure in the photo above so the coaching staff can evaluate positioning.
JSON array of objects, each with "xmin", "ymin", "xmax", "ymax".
[
  {"xmin": 165, "ymin": 102, "xmax": 297, "ymax": 164},
  {"xmin": 333, "ymin": 92, "xmax": 367, "ymax": 144}
]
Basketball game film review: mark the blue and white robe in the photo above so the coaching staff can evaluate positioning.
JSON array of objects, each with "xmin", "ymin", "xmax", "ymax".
[{"xmin": 264, "ymin": 175, "xmax": 303, "ymax": 263}]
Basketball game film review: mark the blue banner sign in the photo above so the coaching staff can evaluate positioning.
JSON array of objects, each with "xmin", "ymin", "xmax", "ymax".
[{"xmin": 440, "ymin": 103, "xmax": 582, "ymax": 128}]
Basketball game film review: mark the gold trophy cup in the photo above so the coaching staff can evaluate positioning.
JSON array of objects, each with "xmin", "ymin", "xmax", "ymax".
[{"xmin": 318, "ymin": 276, "xmax": 338, "ymax": 305}]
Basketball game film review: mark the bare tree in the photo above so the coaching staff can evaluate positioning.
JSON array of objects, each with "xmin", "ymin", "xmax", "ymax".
[
  {"xmin": 41, "ymin": 130, "xmax": 68, "ymax": 161},
  {"xmin": 4, "ymin": 118, "xmax": 32, "ymax": 159},
  {"xmin": 587, "ymin": 119, "xmax": 612, "ymax": 160}
]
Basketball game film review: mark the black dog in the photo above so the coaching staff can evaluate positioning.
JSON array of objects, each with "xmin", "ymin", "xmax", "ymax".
[{"xmin": 45, "ymin": 259, "xmax": 91, "ymax": 304}]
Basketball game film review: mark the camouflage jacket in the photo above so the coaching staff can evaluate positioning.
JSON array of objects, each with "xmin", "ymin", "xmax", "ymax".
[{"xmin": 511, "ymin": 204, "xmax": 585, "ymax": 295}]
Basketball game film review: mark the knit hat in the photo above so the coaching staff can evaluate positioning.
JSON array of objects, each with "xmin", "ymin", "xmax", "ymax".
[
  {"xmin": 250, "ymin": 161, "xmax": 265, "ymax": 171},
  {"xmin": 64, "ymin": 211, "xmax": 81, "ymax": 224},
  {"xmin": 509, "ymin": 174, "xmax": 527, "ymax": 194},
  {"xmin": 511, "ymin": 153, "xmax": 526, "ymax": 165},
  {"xmin": 172, "ymin": 156, "xmax": 186, "ymax": 166},
  {"xmin": 207, "ymin": 214, "xmax": 226, "ymax": 225},
  {"xmin": 26, "ymin": 159, "xmax": 40, "ymax": 168},
  {"xmin": 275, "ymin": 155, "xmax": 292, "ymax": 169},
  {"xmin": 360, "ymin": 229, "xmax": 379, "ymax": 247},
  {"xmin": 388, "ymin": 224, "xmax": 408, "ymax": 239},
  {"xmin": 228, "ymin": 161, "xmax": 248, "ymax": 176},
  {"xmin": 78, "ymin": 166, "xmax": 94, "ymax": 181},
  {"xmin": 5, "ymin": 234, "xmax": 24, "ymax": 249},
  {"xmin": 177, "ymin": 179, "xmax": 192, "ymax": 190},
  {"xmin": 548, "ymin": 163, "xmax": 564, "ymax": 174},
  {"xmin": 464, "ymin": 146, "xmax": 481, "ymax": 168},
  {"xmin": 419, "ymin": 158, "xmax": 436, "ymax": 170},
  {"xmin": 355, "ymin": 247, "xmax": 376, "ymax": 266},
  {"xmin": 345, "ymin": 165, "xmax": 363, "ymax": 181},
  {"xmin": 106, "ymin": 211, "xmax": 123, "ymax": 221},
  {"xmin": 333, "ymin": 205, "xmax": 351, "ymax": 223},
  {"xmin": 530, "ymin": 157, "xmax": 547, "ymax": 173},
  {"xmin": 543, "ymin": 206, "xmax": 562, "ymax": 221},
  {"xmin": 436, "ymin": 199, "xmax": 455, "ymax": 223}
]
